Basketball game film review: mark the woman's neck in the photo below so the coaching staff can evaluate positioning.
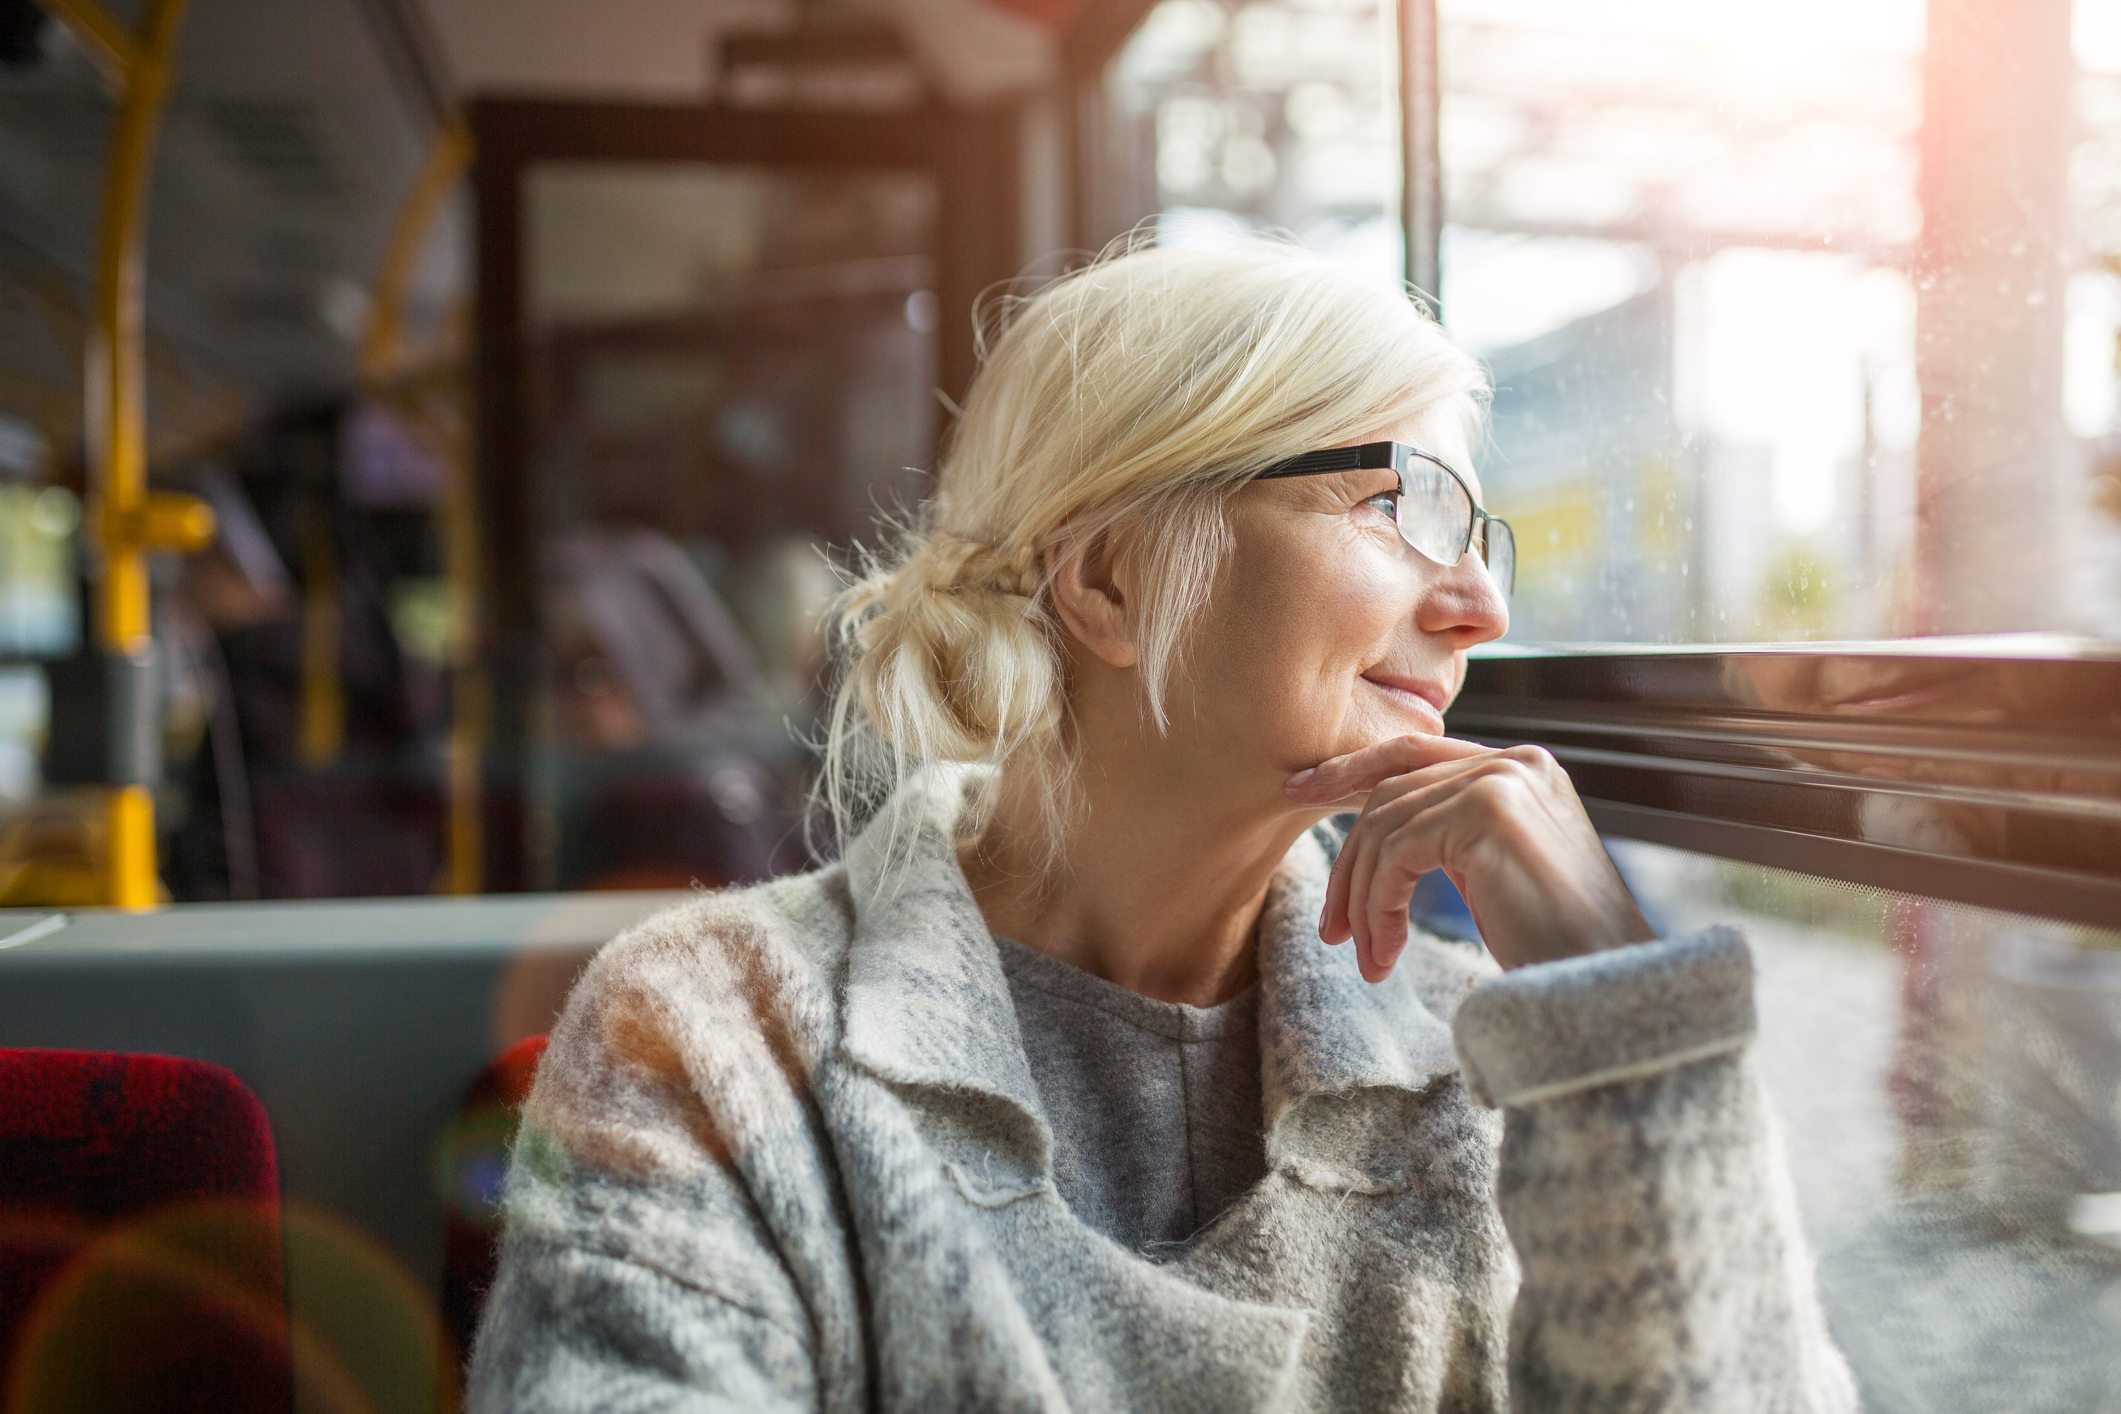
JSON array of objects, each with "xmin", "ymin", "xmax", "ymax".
[{"xmin": 960, "ymin": 761, "xmax": 1313, "ymax": 1008}]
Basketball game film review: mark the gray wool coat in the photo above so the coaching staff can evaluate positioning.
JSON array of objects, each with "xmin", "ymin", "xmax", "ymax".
[{"xmin": 468, "ymin": 767, "xmax": 1857, "ymax": 1413}]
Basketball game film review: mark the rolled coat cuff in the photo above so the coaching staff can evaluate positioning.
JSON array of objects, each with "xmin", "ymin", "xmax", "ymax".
[{"xmin": 1451, "ymin": 926, "xmax": 1754, "ymax": 1109}]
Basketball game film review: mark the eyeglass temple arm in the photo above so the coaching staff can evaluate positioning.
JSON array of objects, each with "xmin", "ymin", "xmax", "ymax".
[{"xmin": 1253, "ymin": 442, "xmax": 1403, "ymax": 480}]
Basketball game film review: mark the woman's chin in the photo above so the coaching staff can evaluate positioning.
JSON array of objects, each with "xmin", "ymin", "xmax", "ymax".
[
  {"xmin": 1340, "ymin": 705, "xmax": 1445, "ymax": 749},
  {"xmin": 1269, "ymin": 700, "xmax": 1445, "ymax": 786}
]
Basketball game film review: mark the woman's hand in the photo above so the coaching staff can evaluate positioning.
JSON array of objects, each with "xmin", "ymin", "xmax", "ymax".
[{"xmin": 1284, "ymin": 735, "xmax": 1654, "ymax": 980}]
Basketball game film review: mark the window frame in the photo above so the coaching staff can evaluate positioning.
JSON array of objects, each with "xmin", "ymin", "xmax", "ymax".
[{"xmin": 1449, "ymin": 643, "xmax": 2121, "ymax": 929}]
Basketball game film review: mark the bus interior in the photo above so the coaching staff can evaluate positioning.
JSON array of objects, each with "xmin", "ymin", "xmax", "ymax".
[{"xmin": 1, "ymin": 0, "xmax": 2119, "ymax": 1408}]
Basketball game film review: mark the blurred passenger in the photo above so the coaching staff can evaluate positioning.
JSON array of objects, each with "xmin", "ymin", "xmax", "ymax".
[
  {"xmin": 470, "ymin": 239, "xmax": 1855, "ymax": 1411},
  {"xmin": 545, "ymin": 528, "xmax": 797, "ymax": 890},
  {"xmin": 724, "ymin": 533, "xmax": 842, "ymax": 743},
  {"xmin": 163, "ymin": 411, "xmax": 445, "ymax": 899}
]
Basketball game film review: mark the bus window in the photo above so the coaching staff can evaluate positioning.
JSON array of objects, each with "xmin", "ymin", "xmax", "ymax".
[{"xmin": 1431, "ymin": 0, "xmax": 2121, "ymax": 646}]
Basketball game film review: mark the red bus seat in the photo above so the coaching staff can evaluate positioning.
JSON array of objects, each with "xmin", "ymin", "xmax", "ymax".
[{"xmin": 0, "ymin": 1047, "xmax": 289, "ymax": 1414}]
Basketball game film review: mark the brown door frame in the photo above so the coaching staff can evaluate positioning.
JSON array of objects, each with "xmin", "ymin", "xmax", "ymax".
[
  {"xmin": 1059, "ymin": 0, "xmax": 1159, "ymax": 252},
  {"xmin": 468, "ymin": 95, "xmax": 1020, "ymax": 886}
]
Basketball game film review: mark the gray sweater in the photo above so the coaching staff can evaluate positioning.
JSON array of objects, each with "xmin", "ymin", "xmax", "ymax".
[
  {"xmin": 468, "ymin": 766, "xmax": 1857, "ymax": 1412},
  {"xmin": 996, "ymin": 932, "xmax": 1266, "ymax": 1255}
]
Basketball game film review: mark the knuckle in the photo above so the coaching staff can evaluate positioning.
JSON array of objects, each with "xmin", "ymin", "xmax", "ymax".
[
  {"xmin": 1462, "ymin": 773, "xmax": 1520, "ymax": 810},
  {"xmin": 1504, "ymin": 744, "xmax": 1557, "ymax": 771}
]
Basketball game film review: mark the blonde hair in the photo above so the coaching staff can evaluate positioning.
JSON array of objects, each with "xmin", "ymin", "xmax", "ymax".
[{"xmin": 820, "ymin": 234, "xmax": 1488, "ymax": 853}]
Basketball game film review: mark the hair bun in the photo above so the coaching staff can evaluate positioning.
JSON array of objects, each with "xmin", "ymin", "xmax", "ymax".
[{"xmin": 831, "ymin": 529, "xmax": 1058, "ymax": 769}]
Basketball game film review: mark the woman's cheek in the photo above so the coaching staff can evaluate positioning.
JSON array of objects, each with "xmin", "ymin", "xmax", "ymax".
[
  {"xmin": 1226, "ymin": 516, "xmax": 1401, "ymax": 768},
  {"xmin": 1322, "ymin": 545, "xmax": 1423, "ymax": 753},
  {"xmin": 1228, "ymin": 614, "xmax": 1357, "ymax": 770}
]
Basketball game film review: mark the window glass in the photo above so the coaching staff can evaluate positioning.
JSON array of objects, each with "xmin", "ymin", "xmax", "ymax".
[
  {"xmin": 1609, "ymin": 838, "xmax": 2121, "ymax": 1402},
  {"xmin": 1114, "ymin": 0, "xmax": 2121, "ymax": 644},
  {"xmin": 1442, "ymin": 0, "xmax": 2121, "ymax": 643},
  {"xmin": 0, "ymin": 471, "xmax": 77, "ymax": 659}
]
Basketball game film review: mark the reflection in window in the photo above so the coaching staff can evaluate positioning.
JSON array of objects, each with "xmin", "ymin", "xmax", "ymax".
[{"xmin": 1610, "ymin": 840, "xmax": 2121, "ymax": 1407}]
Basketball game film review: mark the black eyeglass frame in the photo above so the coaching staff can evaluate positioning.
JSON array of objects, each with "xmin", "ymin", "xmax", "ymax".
[{"xmin": 1251, "ymin": 441, "xmax": 1515, "ymax": 594}]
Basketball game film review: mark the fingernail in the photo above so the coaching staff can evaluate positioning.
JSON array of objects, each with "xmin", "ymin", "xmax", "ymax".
[{"xmin": 1285, "ymin": 768, "xmax": 1316, "ymax": 794}]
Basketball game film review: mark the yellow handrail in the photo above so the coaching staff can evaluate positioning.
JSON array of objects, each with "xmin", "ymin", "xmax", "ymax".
[
  {"xmin": 361, "ymin": 122, "xmax": 470, "ymax": 388},
  {"xmin": 44, "ymin": 0, "xmax": 213, "ymax": 908},
  {"xmin": 297, "ymin": 497, "xmax": 342, "ymax": 765},
  {"xmin": 360, "ymin": 122, "xmax": 484, "ymax": 894}
]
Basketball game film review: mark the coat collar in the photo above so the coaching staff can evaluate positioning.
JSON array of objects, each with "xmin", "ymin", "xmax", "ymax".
[
  {"xmin": 836, "ymin": 768, "xmax": 1462, "ymax": 1188},
  {"xmin": 838, "ymin": 767, "xmax": 1053, "ymax": 1173}
]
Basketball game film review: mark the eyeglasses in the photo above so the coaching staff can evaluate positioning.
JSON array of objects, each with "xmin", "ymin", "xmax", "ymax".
[{"xmin": 1252, "ymin": 441, "xmax": 1515, "ymax": 597}]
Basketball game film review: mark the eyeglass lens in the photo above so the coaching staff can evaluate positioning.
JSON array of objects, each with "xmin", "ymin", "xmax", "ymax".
[
  {"xmin": 1393, "ymin": 460, "xmax": 1514, "ymax": 596},
  {"xmin": 1393, "ymin": 459, "xmax": 1468, "ymax": 567},
  {"xmin": 1481, "ymin": 517, "xmax": 1515, "ymax": 596}
]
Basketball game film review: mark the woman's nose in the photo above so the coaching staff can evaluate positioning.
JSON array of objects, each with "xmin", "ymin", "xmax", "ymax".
[{"xmin": 1415, "ymin": 553, "xmax": 1509, "ymax": 648}]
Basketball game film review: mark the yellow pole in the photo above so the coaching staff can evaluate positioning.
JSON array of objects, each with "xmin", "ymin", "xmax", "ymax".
[
  {"xmin": 360, "ymin": 122, "xmax": 471, "ymax": 387},
  {"xmin": 46, "ymin": 0, "xmax": 212, "ymax": 909},
  {"xmin": 360, "ymin": 123, "xmax": 484, "ymax": 893},
  {"xmin": 297, "ymin": 497, "xmax": 343, "ymax": 764},
  {"xmin": 440, "ymin": 404, "xmax": 485, "ymax": 896}
]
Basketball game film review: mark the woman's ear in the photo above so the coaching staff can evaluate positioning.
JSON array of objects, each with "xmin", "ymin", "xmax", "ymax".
[{"xmin": 1046, "ymin": 531, "xmax": 1140, "ymax": 669}]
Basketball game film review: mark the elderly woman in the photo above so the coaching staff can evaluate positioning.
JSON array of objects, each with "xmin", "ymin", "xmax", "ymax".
[{"xmin": 469, "ymin": 240, "xmax": 1854, "ymax": 1412}]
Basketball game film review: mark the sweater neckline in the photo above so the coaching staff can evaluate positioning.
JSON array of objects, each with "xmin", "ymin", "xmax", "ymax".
[{"xmin": 991, "ymin": 933, "xmax": 1259, "ymax": 1042}]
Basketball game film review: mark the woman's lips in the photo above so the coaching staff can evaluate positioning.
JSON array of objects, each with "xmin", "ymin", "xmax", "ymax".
[{"xmin": 1361, "ymin": 673, "xmax": 1449, "ymax": 731}]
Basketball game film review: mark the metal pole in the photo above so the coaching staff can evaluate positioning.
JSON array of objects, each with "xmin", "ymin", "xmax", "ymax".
[
  {"xmin": 44, "ymin": 0, "xmax": 213, "ymax": 909},
  {"xmin": 1397, "ymin": 0, "xmax": 1442, "ymax": 317}
]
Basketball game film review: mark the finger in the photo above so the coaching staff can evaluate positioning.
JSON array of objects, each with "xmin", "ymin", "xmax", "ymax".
[
  {"xmin": 1345, "ymin": 813, "xmax": 1382, "ymax": 976},
  {"xmin": 1320, "ymin": 759, "xmax": 1493, "ymax": 958},
  {"xmin": 1349, "ymin": 757, "xmax": 1503, "ymax": 845},
  {"xmin": 1363, "ymin": 828, "xmax": 1439, "ymax": 977},
  {"xmin": 1287, "ymin": 733, "xmax": 1490, "ymax": 805},
  {"xmin": 1359, "ymin": 789, "xmax": 1463, "ymax": 974},
  {"xmin": 1353, "ymin": 751, "xmax": 1521, "ymax": 824},
  {"xmin": 1285, "ymin": 734, "xmax": 1491, "ymax": 804},
  {"xmin": 1346, "ymin": 768, "xmax": 1515, "ymax": 978},
  {"xmin": 1320, "ymin": 822, "xmax": 1355, "ymax": 946}
]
